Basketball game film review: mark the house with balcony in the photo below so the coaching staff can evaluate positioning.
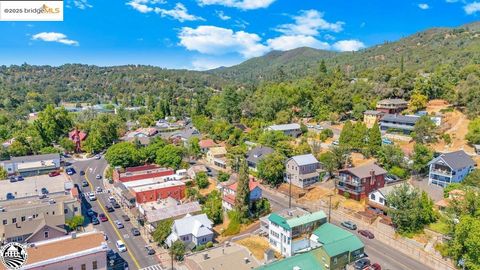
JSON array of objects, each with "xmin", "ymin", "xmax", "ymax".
[
  {"xmin": 285, "ymin": 154, "xmax": 321, "ymax": 189},
  {"xmin": 337, "ymin": 163, "xmax": 387, "ymax": 201},
  {"xmin": 376, "ymin": 98, "xmax": 408, "ymax": 114},
  {"xmin": 266, "ymin": 208, "xmax": 326, "ymax": 257},
  {"xmin": 379, "ymin": 114, "xmax": 419, "ymax": 134},
  {"xmin": 428, "ymin": 150, "xmax": 475, "ymax": 188}
]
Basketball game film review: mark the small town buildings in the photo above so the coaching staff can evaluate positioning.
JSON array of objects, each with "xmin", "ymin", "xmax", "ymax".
[
  {"xmin": 198, "ymin": 139, "xmax": 218, "ymax": 153},
  {"xmin": 309, "ymin": 223, "xmax": 365, "ymax": 270},
  {"xmin": 428, "ymin": 150, "xmax": 476, "ymax": 188},
  {"xmin": 246, "ymin": 146, "xmax": 274, "ymax": 171},
  {"xmin": 143, "ymin": 201, "xmax": 202, "ymax": 231},
  {"xmin": 187, "ymin": 165, "xmax": 208, "ymax": 179},
  {"xmin": 285, "ymin": 154, "xmax": 321, "ymax": 189},
  {"xmin": 265, "ymin": 208, "xmax": 327, "ymax": 257},
  {"xmin": 267, "ymin": 123, "xmax": 302, "ymax": 137},
  {"xmin": 1, "ymin": 153, "xmax": 61, "ymax": 176},
  {"xmin": 222, "ymin": 179, "xmax": 262, "ymax": 211},
  {"xmin": 0, "ymin": 174, "xmax": 80, "ymax": 243},
  {"xmin": 0, "ymin": 232, "xmax": 109, "ymax": 270},
  {"xmin": 376, "ymin": 98, "xmax": 408, "ymax": 114},
  {"xmin": 368, "ymin": 183, "xmax": 406, "ymax": 215},
  {"xmin": 337, "ymin": 163, "xmax": 387, "ymax": 201},
  {"xmin": 206, "ymin": 147, "xmax": 228, "ymax": 169},
  {"xmin": 112, "ymin": 164, "xmax": 175, "ymax": 182},
  {"xmin": 125, "ymin": 127, "xmax": 158, "ymax": 138},
  {"xmin": 131, "ymin": 180, "xmax": 186, "ymax": 204},
  {"xmin": 68, "ymin": 128, "xmax": 87, "ymax": 152},
  {"xmin": 379, "ymin": 114, "xmax": 419, "ymax": 134},
  {"xmin": 363, "ymin": 110, "xmax": 384, "ymax": 129},
  {"xmin": 166, "ymin": 213, "xmax": 214, "ymax": 249}
]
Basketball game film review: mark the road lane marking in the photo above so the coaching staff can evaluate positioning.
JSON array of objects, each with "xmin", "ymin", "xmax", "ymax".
[{"xmin": 85, "ymin": 168, "xmax": 142, "ymax": 269}]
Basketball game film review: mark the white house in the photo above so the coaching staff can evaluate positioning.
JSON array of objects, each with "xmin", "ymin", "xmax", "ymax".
[
  {"xmin": 367, "ymin": 183, "xmax": 407, "ymax": 215},
  {"xmin": 166, "ymin": 213, "xmax": 214, "ymax": 249}
]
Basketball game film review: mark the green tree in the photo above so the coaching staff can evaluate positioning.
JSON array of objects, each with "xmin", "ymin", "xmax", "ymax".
[
  {"xmin": 8, "ymin": 140, "xmax": 29, "ymax": 157},
  {"xmin": 218, "ymin": 172, "xmax": 230, "ymax": 182},
  {"xmin": 463, "ymin": 169, "xmax": 480, "ymax": 187},
  {"xmin": 412, "ymin": 143, "xmax": 434, "ymax": 174},
  {"xmin": 59, "ymin": 137, "xmax": 76, "ymax": 153},
  {"xmin": 0, "ymin": 167, "xmax": 7, "ymax": 180},
  {"xmin": 448, "ymin": 216, "xmax": 480, "ymax": 270},
  {"xmin": 83, "ymin": 114, "xmax": 123, "ymax": 154},
  {"xmin": 155, "ymin": 144, "xmax": 183, "ymax": 169},
  {"xmin": 257, "ymin": 152, "xmax": 285, "ymax": 187},
  {"xmin": 408, "ymin": 91, "xmax": 428, "ymax": 112},
  {"xmin": 34, "ymin": 105, "xmax": 73, "ymax": 145},
  {"xmin": 202, "ymin": 190, "xmax": 223, "ymax": 224},
  {"xmin": 187, "ymin": 137, "xmax": 201, "ymax": 158},
  {"xmin": 412, "ymin": 115, "xmax": 437, "ymax": 143},
  {"xmin": 153, "ymin": 219, "xmax": 173, "ymax": 245},
  {"xmin": 466, "ymin": 118, "xmax": 480, "ymax": 145},
  {"xmin": 235, "ymin": 159, "xmax": 251, "ymax": 220},
  {"xmin": 105, "ymin": 142, "xmax": 141, "ymax": 168},
  {"xmin": 376, "ymin": 145, "xmax": 406, "ymax": 170},
  {"xmin": 66, "ymin": 215, "xmax": 84, "ymax": 231},
  {"xmin": 169, "ymin": 240, "xmax": 186, "ymax": 262},
  {"xmin": 195, "ymin": 172, "xmax": 209, "ymax": 189},
  {"xmin": 339, "ymin": 121, "xmax": 353, "ymax": 148},
  {"xmin": 367, "ymin": 122, "xmax": 382, "ymax": 155}
]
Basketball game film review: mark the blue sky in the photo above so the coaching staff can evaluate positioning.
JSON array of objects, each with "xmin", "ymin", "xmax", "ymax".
[{"xmin": 0, "ymin": 0, "xmax": 479, "ymax": 70}]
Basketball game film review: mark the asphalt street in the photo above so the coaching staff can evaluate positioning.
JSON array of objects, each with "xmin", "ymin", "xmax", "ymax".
[
  {"xmin": 261, "ymin": 188, "xmax": 433, "ymax": 270},
  {"xmin": 69, "ymin": 157, "xmax": 159, "ymax": 270}
]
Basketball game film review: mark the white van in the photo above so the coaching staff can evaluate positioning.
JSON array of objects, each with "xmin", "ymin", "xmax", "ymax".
[{"xmin": 116, "ymin": 240, "xmax": 127, "ymax": 252}]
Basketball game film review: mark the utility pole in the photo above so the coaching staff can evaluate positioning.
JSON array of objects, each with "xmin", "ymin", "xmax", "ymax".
[
  {"xmin": 288, "ymin": 173, "xmax": 292, "ymax": 209},
  {"xmin": 328, "ymin": 194, "xmax": 333, "ymax": 223},
  {"xmin": 171, "ymin": 249, "xmax": 174, "ymax": 270}
]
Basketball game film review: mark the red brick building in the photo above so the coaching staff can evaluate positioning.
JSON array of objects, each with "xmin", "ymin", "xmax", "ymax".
[
  {"xmin": 336, "ymin": 163, "xmax": 387, "ymax": 201},
  {"xmin": 113, "ymin": 164, "xmax": 175, "ymax": 183},
  {"xmin": 131, "ymin": 181, "xmax": 186, "ymax": 203}
]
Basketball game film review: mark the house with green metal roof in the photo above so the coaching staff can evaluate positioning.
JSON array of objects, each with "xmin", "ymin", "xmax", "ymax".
[
  {"xmin": 310, "ymin": 223, "xmax": 365, "ymax": 270},
  {"xmin": 266, "ymin": 208, "xmax": 327, "ymax": 257},
  {"xmin": 256, "ymin": 247, "xmax": 326, "ymax": 270}
]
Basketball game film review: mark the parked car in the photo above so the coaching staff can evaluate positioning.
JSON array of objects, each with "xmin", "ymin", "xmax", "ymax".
[
  {"xmin": 88, "ymin": 193, "xmax": 97, "ymax": 201},
  {"xmin": 16, "ymin": 175, "xmax": 24, "ymax": 181},
  {"xmin": 382, "ymin": 138, "xmax": 393, "ymax": 145},
  {"xmin": 96, "ymin": 186, "xmax": 102, "ymax": 193},
  {"xmin": 109, "ymin": 196, "xmax": 116, "ymax": 203},
  {"xmin": 41, "ymin": 188, "xmax": 49, "ymax": 195},
  {"xmin": 105, "ymin": 204, "xmax": 114, "ymax": 212},
  {"xmin": 114, "ymin": 220, "xmax": 124, "ymax": 229},
  {"xmin": 6, "ymin": 193, "xmax": 15, "ymax": 200},
  {"xmin": 9, "ymin": 176, "xmax": 17, "ymax": 183},
  {"xmin": 80, "ymin": 170, "xmax": 85, "ymax": 176},
  {"xmin": 87, "ymin": 208, "xmax": 96, "ymax": 217},
  {"xmin": 116, "ymin": 240, "xmax": 127, "ymax": 252},
  {"xmin": 354, "ymin": 258, "xmax": 371, "ymax": 270},
  {"xmin": 65, "ymin": 167, "xmax": 76, "ymax": 175},
  {"xmin": 122, "ymin": 214, "xmax": 130, "ymax": 222},
  {"xmin": 145, "ymin": 246, "xmax": 155, "ymax": 255},
  {"xmin": 113, "ymin": 202, "xmax": 121, "ymax": 209},
  {"xmin": 358, "ymin": 230, "xmax": 375, "ymax": 239},
  {"xmin": 370, "ymin": 263, "xmax": 381, "ymax": 270},
  {"xmin": 95, "ymin": 154, "xmax": 101, "ymax": 160},
  {"xmin": 131, "ymin": 228, "xmax": 140, "ymax": 236},
  {"xmin": 82, "ymin": 180, "xmax": 89, "ymax": 187},
  {"xmin": 341, "ymin": 220, "xmax": 357, "ymax": 230},
  {"xmin": 332, "ymin": 140, "xmax": 339, "ymax": 146},
  {"xmin": 48, "ymin": 171, "xmax": 60, "ymax": 177},
  {"xmin": 99, "ymin": 213, "xmax": 108, "ymax": 222},
  {"xmin": 92, "ymin": 217, "xmax": 100, "ymax": 225},
  {"xmin": 385, "ymin": 174, "xmax": 399, "ymax": 183},
  {"xmin": 95, "ymin": 174, "xmax": 102, "ymax": 179}
]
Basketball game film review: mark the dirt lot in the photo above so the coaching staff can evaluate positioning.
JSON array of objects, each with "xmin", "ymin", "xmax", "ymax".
[
  {"xmin": 350, "ymin": 152, "xmax": 375, "ymax": 167},
  {"xmin": 199, "ymin": 177, "xmax": 218, "ymax": 196},
  {"xmin": 236, "ymin": 236, "xmax": 281, "ymax": 260},
  {"xmin": 277, "ymin": 183, "xmax": 307, "ymax": 198}
]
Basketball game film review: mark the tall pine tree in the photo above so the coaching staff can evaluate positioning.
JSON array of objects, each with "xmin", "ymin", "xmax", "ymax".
[
  {"xmin": 235, "ymin": 159, "xmax": 251, "ymax": 220},
  {"xmin": 368, "ymin": 122, "xmax": 382, "ymax": 155}
]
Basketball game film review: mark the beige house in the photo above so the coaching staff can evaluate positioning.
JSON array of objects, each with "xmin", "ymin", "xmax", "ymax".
[
  {"xmin": 363, "ymin": 110, "xmax": 384, "ymax": 128},
  {"xmin": 206, "ymin": 147, "xmax": 228, "ymax": 169}
]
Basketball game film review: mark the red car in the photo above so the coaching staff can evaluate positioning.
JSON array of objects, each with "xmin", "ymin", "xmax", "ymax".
[
  {"xmin": 358, "ymin": 229, "xmax": 375, "ymax": 239},
  {"xmin": 370, "ymin": 263, "xmax": 381, "ymax": 270},
  {"xmin": 48, "ymin": 171, "xmax": 60, "ymax": 177},
  {"xmin": 99, "ymin": 213, "xmax": 108, "ymax": 222}
]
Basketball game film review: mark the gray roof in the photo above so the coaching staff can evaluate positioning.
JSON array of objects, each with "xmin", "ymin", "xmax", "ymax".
[
  {"xmin": 342, "ymin": 163, "xmax": 387, "ymax": 179},
  {"xmin": 377, "ymin": 183, "xmax": 406, "ymax": 198},
  {"xmin": 431, "ymin": 150, "xmax": 475, "ymax": 170},
  {"xmin": 268, "ymin": 123, "xmax": 301, "ymax": 131},
  {"xmin": 290, "ymin": 154, "xmax": 319, "ymax": 166},
  {"xmin": 146, "ymin": 202, "xmax": 202, "ymax": 223},
  {"xmin": 246, "ymin": 146, "xmax": 274, "ymax": 164},
  {"xmin": 8, "ymin": 153, "xmax": 60, "ymax": 164},
  {"xmin": 4, "ymin": 214, "xmax": 66, "ymax": 239},
  {"xmin": 380, "ymin": 114, "xmax": 419, "ymax": 125},
  {"xmin": 377, "ymin": 99, "xmax": 408, "ymax": 105},
  {"xmin": 172, "ymin": 213, "xmax": 213, "ymax": 237},
  {"xmin": 364, "ymin": 110, "xmax": 384, "ymax": 116}
]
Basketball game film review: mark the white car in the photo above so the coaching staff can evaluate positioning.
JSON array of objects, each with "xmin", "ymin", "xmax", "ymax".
[
  {"xmin": 88, "ymin": 193, "xmax": 97, "ymax": 201},
  {"xmin": 96, "ymin": 174, "xmax": 102, "ymax": 180},
  {"xmin": 96, "ymin": 186, "xmax": 102, "ymax": 193},
  {"xmin": 116, "ymin": 240, "xmax": 127, "ymax": 252}
]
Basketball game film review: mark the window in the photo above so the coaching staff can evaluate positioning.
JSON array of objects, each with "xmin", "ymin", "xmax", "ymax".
[
  {"xmin": 370, "ymin": 194, "xmax": 375, "ymax": 200},
  {"xmin": 12, "ymin": 218, "xmax": 16, "ymax": 223},
  {"xmin": 81, "ymin": 264, "xmax": 86, "ymax": 270},
  {"xmin": 92, "ymin": 261, "xmax": 98, "ymax": 270},
  {"xmin": 52, "ymin": 211, "xmax": 55, "ymax": 215},
  {"xmin": 333, "ymin": 257, "xmax": 338, "ymax": 264},
  {"xmin": 3, "ymin": 220, "xmax": 7, "ymax": 225},
  {"xmin": 68, "ymin": 267, "xmax": 73, "ymax": 270},
  {"xmin": 44, "ymin": 231, "xmax": 49, "ymax": 238},
  {"xmin": 64, "ymin": 209, "xmax": 68, "ymax": 214},
  {"xmin": 21, "ymin": 216, "xmax": 26, "ymax": 222},
  {"xmin": 74, "ymin": 207, "xmax": 78, "ymax": 212}
]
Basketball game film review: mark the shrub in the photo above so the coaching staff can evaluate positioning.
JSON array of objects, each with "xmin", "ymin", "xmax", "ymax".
[
  {"xmin": 389, "ymin": 166, "xmax": 408, "ymax": 179},
  {"xmin": 206, "ymin": 241, "xmax": 213, "ymax": 248}
]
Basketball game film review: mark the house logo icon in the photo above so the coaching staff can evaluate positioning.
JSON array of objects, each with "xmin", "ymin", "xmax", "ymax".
[{"xmin": 0, "ymin": 242, "xmax": 28, "ymax": 270}]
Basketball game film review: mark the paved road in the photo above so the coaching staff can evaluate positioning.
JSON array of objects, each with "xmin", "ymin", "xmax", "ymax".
[
  {"xmin": 69, "ymin": 157, "xmax": 159, "ymax": 270},
  {"xmin": 261, "ymin": 188, "xmax": 433, "ymax": 270}
]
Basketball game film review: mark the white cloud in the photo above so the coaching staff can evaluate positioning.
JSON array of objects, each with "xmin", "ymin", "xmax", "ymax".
[
  {"xmin": 332, "ymin": 40, "xmax": 365, "ymax": 52},
  {"xmin": 196, "ymin": 0, "xmax": 276, "ymax": 10},
  {"xmin": 127, "ymin": 0, "xmax": 154, "ymax": 13},
  {"xmin": 267, "ymin": 35, "xmax": 330, "ymax": 51},
  {"xmin": 31, "ymin": 32, "xmax": 79, "ymax": 46},
  {"xmin": 154, "ymin": 3, "xmax": 204, "ymax": 22},
  {"xmin": 216, "ymin": 10, "xmax": 231, "ymax": 20},
  {"xmin": 179, "ymin": 26, "xmax": 269, "ymax": 58},
  {"xmin": 464, "ymin": 2, "xmax": 480, "ymax": 14},
  {"xmin": 73, "ymin": 0, "xmax": 92, "ymax": 9},
  {"xmin": 276, "ymin": 10, "xmax": 344, "ymax": 36},
  {"xmin": 445, "ymin": 0, "xmax": 458, "ymax": 3},
  {"xmin": 418, "ymin": 3, "xmax": 430, "ymax": 9}
]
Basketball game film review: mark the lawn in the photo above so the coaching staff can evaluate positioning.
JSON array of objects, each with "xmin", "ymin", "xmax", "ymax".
[{"xmin": 428, "ymin": 218, "xmax": 450, "ymax": 235}]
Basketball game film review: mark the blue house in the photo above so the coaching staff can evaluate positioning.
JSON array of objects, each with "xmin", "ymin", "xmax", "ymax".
[{"xmin": 428, "ymin": 150, "xmax": 476, "ymax": 188}]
